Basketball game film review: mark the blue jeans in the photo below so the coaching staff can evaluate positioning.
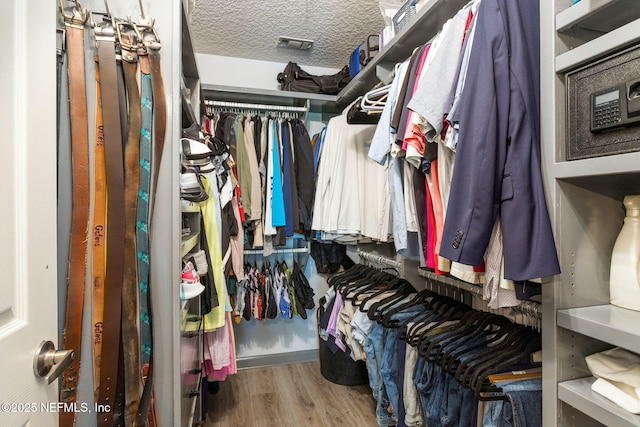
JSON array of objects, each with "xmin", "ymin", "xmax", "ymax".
[
  {"xmin": 364, "ymin": 323, "xmax": 396, "ymax": 427},
  {"xmin": 502, "ymin": 390, "xmax": 542, "ymax": 427},
  {"xmin": 379, "ymin": 309, "xmax": 424, "ymax": 424},
  {"xmin": 414, "ymin": 333, "xmax": 487, "ymax": 426},
  {"xmin": 482, "ymin": 378, "xmax": 542, "ymax": 427}
]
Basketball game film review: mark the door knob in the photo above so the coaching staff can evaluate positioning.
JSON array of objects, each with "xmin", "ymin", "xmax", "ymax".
[{"xmin": 33, "ymin": 340, "xmax": 75, "ymax": 384}]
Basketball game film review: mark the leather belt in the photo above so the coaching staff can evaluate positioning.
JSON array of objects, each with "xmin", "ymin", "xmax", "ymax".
[
  {"xmin": 95, "ymin": 20, "xmax": 126, "ymax": 427},
  {"xmin": 138, "ymin": 32, "xmax": 166, "ymax": 427},
  {"xmin": 60, "ymin": 12, "xmax": 90, "ymax": 427},
  {"xmin": 121, "ymin": 30, "xmax": 143, "ymax": 426},
  {"xmin": 149, "ymin": 47, "xmax": 167, "ymax": 217},
  {"xmin": 92, "ymin": 60, "xmax": 107, "ymax": 402}
]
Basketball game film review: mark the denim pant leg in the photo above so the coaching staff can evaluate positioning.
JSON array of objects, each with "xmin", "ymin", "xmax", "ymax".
[
  {"xmin": 502, "ymin": 390, "xmax": 542, "ymax": 427},
  {"xmin": 416, "ymin": 362, "xmax": 446, "ymax": 425},
  {"xmin": 365, "ymin": 323, "xmax": 396, "ymax": 427},
  {"xmin": 363, "ymin": 330, "xmax": 381, "ymax": 401},
  {"xmin": 379, "ymin": 310, "xmax": 423, "ymax": 422},
  {"xmin": 482, "ymin": 378, "xmax": 542, "ymax": 427},
  {"xmin": 414, "ymin": 357, "xmax": 431, "ymax": 421}
]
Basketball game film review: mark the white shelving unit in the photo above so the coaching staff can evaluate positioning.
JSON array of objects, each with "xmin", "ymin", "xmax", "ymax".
[
  {"xmin": 542, "ymin": 0, "xmax": 640, "ymax": 425},
  {"xmin": 555, "ymin": 17, "xmax": 640, "ymax": 72},
  {"xmin": 180, "ymin": 3, "xmax": 204, "ymax": 426},
  {"xmin": 335, "ymin": 0, "xmax": 470, "ymax": 107},
  {"xmin": 557, "ymin": 305, "xmax": 640, "ymax": 354},
  {"xmin": 558, "ymin": 377, "xmax": 640, "ymax": 427}
]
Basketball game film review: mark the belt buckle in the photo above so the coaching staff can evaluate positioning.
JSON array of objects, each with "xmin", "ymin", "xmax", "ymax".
[{"xmin": 58, "ymin": 0, "xmax": 89, "ymax": 27}]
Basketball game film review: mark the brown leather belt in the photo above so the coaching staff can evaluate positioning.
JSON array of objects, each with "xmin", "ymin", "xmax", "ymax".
[
  {"xmin": 149, "ymin": 47, "xmax": 167, "ymax": 218},
  {"xmin": 92, "ymin": 59, "xmax": 107, "ymax": 402},
  {"xmin": 60, "ymin": 15, "xmax": 90, "ymax": 427},
  {"xmin": 121, "ymin": 35, "xmax": 142, "ymax": 426},
  {"xmin": 95, "ymin": 21, "xmax": 126, "ymax": 427}
]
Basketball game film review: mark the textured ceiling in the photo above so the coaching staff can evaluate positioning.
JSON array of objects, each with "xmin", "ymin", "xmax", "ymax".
[{"xmin": 190, "ymin": 0, "xmax": 386, "ymax": 69}]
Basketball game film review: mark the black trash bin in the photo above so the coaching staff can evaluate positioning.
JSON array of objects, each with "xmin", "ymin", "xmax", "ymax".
[{"xmin": 317, "ymin": 298, "xmax": 368, "ymax": 386}]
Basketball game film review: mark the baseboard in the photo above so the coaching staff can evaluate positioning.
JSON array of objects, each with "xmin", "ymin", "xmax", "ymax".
[{"xmin": 237, "ymin": 349, "xmax": 319, "ymax": 369}]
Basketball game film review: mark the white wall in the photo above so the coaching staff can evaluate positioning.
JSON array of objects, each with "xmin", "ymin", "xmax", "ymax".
[{"xmin": 196, "ymin": 53, "xmax": 340, "ymax": 91}]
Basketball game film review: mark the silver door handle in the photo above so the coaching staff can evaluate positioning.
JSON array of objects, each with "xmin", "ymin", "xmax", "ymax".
[{"xmin": 33, "ymin": 340, "xmax": 75, "ymax": 384}]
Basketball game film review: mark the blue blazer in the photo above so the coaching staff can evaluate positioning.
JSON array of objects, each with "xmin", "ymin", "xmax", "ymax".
[{"xmin": 440, "ymin": 0, "xmax": 560, "ymax": 280}]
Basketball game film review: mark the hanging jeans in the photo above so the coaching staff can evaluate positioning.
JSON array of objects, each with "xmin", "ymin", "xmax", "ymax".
[
  {"xmin": 364, "ymin": 322, "xmax": 396, "ymax": 427},
  {"xmin": 482, "ymin": 378, "xmax": 542, "ymax": 427}
]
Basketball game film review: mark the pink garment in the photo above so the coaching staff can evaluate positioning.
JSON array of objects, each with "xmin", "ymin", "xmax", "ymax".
[
  {"xmin": 404, "ymin": 124, "xmax": 427, "ymax": 155},
  {"xmin": 205, "ymin": 312, "xmax": 237, "ymax": 381},
  {"xmin": 402, "ymin": 45, "xmax": 431, "ymax": 152},
  {"xmin": 430, "ymin": 160, "xmax": 445, "ymax": 269},
  {"xmin": 327, "ymin": 292, "xmax": 344, "ymax": 340}
]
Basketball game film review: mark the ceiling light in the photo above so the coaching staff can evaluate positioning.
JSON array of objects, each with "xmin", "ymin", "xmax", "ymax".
[{"xmin": 277, "ymin": 36, "xmax": 314, "ymax": 50}]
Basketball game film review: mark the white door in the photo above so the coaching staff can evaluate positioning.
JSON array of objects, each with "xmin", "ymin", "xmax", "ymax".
[{"xmin": 0, "ymin": 1, "xmax": 59, "ymax": 425}]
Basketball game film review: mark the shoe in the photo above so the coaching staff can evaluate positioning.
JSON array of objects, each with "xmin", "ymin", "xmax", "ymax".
[
  {"xmin": 182, "ymin": 123, "xmax": 203, "ymax": 141},
  {"xmin": 181, "ymin": 138, "xmax": 212, "ymax": 160},
  {"xmin": 181, "ymin": 261, "xmax": 199, "ymax": 281},
  {"xmin": 180, "ymin": 168, "xmax": 209, "ymax": 202},
  {"xmin": 195, "ymin": 161, "xmax": 214, "ymax": 173},
  {"xmin": 180, "ymin": 168, "xmax": 202, "ymax": 194},
  {"xmin": 180, "ymin": 281, "xmax": 205, "ymax": 300},
  {"xmin": 180, "ymin": 261, "xmax": 205, "ymax": 300}
]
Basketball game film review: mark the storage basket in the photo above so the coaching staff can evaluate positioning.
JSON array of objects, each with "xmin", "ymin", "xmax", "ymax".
[{"xmin": 317, "ymin": 298, "xmax": 369, "ymax": 386}]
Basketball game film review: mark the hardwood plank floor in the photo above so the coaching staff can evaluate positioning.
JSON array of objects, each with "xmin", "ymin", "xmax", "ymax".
[{"xmin": 205, "ymin": 361, "xmax": 377, "ymax": 427}]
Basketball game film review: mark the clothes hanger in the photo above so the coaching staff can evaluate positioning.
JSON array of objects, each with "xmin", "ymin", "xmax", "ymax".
[
  {"xmin": 406, "ymin": 297, "xmax": 470, "ymax": 348},
  {"xmin": 362, "ymin": 282, "xmax": 419, "ymax": 320},
  {"xmin": 329, "ymin": 264, "xmax": 371, "ymax": 290},
  {"xmin": 351, "ymin": 274, "xmax": 403, "ymax": 308},
  {"xmin": 454, "ymin": 326, "xmax": 538, "ymax": 388},
  {"xmin": 339, "ymin": 267, "xmax": 388, "ymax": 297},
  {"xmin": 430, "ymin": 312, "xmax": 514, "ymax": 365},
  {"xmin": 470, "ymin": 334, "xmax": 542, "ymax": 400},
  {"xmin": 417, "ymin": 309, "xmax": 488, "ymax": 359},
  {"xmin": 325, "ymin": 265, "xmax": 358, "ymax": 287},
  {"xmin": 378, "ymin": 288, "xmax": 436, "ymax": 326},
  {"xmin": 441, "ymin": 322, "xmax": 521, "ymax": 373}
]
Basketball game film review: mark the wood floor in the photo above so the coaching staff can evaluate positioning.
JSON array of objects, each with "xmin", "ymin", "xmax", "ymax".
[{"xmin": 204, "ymin": 361, "xmax": 378, "ymax": 427}]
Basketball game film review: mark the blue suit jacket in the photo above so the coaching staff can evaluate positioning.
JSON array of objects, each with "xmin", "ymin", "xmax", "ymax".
[{"xmin": 440, "ymin": 0, "xmax": 560, "ymax": 280}]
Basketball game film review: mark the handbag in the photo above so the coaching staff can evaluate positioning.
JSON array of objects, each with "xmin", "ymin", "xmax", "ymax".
[{"xmin": 277, "ymin": 61, "xmax": 351, "ymax": 95}]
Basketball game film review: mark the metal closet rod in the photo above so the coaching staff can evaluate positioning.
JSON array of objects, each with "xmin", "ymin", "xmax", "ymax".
[
  {"xmin": 418, "ymin": 268, "xmax": 483, "ymax": 296},
  {"xmin": 204, "ymin": 100, "xmax": 308, "ymax": 113},
  {"xmin": 417, "ymin": 268, "xmax": 541, "ymax": 318},
  {"xmin": 243, "ymin": 246, "xmax": 310, "ymax": 255},
  {"xmin": 357, "ymin": 250, "xmax": 403, "ymax": 270}
]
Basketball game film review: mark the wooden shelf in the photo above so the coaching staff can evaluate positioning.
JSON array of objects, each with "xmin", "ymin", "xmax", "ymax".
[
  {"xmin": 559, "ymin": 377, "xmax": 640, "ymax": 427},
  {"xmin": 335, "ymin": 0, "xmax": 470, "ymax": 108},
  {"xmin": 557, "ymin": 304, "xmax": 640, "ymax": 354}
]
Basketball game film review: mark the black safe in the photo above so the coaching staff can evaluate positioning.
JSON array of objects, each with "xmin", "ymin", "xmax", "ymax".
[{"xmin": 566, "ymin": 45, "xmax": 640, "ymax": 160}]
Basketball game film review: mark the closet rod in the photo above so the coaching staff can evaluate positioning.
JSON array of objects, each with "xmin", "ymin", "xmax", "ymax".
[
  {"xmin": 357, "ymin": 250, "xmax": 403, "ymax": 270},
  {"xmin": 243, "ymin": 246, "xmax": 310, "ymax": 255},
  {"xmin": 418, "ymin": 268, "xmax": 482, "ymax": 296},
  {"xmin": 418, "ymin": 268, "xmax": 542, "ymax": 319},
  {"xmin": 204, "ymin": 99, "xmax": 308, "ymax": 113}
]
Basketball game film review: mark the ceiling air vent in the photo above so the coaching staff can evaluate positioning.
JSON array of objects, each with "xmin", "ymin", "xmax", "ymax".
[{"xmin": 277, "ymin": 36, "xmax": 314, "ymax": 50}]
